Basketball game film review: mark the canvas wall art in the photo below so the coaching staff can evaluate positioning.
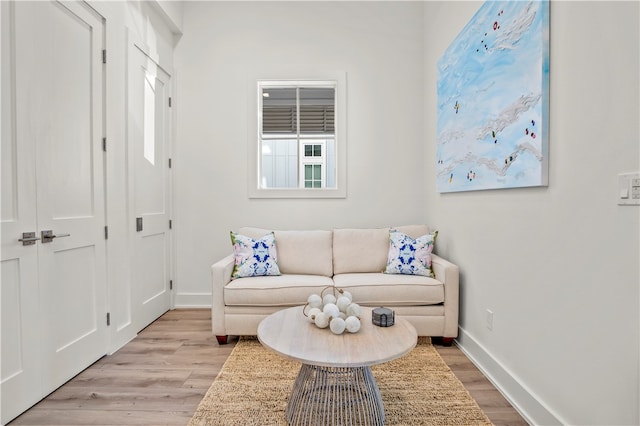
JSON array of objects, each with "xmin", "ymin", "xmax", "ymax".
[{"xmin": 436, "ymin": 1, "xmax": 549, "ymax": 193}]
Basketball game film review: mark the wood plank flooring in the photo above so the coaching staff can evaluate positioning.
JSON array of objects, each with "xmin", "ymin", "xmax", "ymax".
[
  {"xmin": 8, "ymin": 309, "xmax": 528, "ymax": 426},
  {"xmin": 434, "ymin": 344, "xmax": 529, "ymax": 425}
]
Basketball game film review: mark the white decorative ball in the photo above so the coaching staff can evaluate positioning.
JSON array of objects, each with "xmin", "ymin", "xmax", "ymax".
[
  {"xmin": 314, "ymin": 312, "xmax": 330, "ymax": 328},
  {"xmin": 345, "ymin": 316, "xmax": 361, "ymax": 333},
  {"xmin": 307, "ymin": 294, "xmax": 323, "ymax": 309},
  {"xmin": 346, "ymin": 303, "xmax": 362, "ymax": 317},
  {"xmin": 322, "ymin": 294, "xmax": 337, "ymax": 306},
  {"xmin": 330, "ymin": 317, "xmax": 346, "ymax": 335},
  {"xmin": 341, "ymin": 291, "xmax": 353, "ymax": 302},
  {"xmin": 323, "ymin": 303, "xmax": 340, "ymax": 318},
  {"xmin": 338, "ymin": 312, "xmax": 347, "ymax": 320},
  {"xmin": 307, "ymin": 307, "xmax": 321, "ymax": 322},
  {"xmin": 336, "ymin": 296, "xmax": 351, "ymax": 313}
]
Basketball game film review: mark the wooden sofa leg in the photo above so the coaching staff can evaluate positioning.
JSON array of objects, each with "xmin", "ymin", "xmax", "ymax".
[
  {"xmin": 216, "ymin": 335, "xmax": 228, "ymax": 345},
  {"xmin": 441, "ymin": 337, "xmax": 454, "ymax": 346},
  {"xmin": 432, "ymin": 336, "xmax": 454, "ymax": 346}
]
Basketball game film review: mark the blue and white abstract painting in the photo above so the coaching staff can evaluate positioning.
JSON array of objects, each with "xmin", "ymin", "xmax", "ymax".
[{"xmin": 437, "ymin": 1, "xmax": 549, "ymax": 193}]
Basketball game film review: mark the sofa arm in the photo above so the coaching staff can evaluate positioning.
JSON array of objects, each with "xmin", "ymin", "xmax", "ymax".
[
  {"xmin": 211, "ymin": 254, "xmax": 234, "ymax": 336},
  {"xmin": 431, "ymin": 254, "xmax": 459, "ymax": 339}
]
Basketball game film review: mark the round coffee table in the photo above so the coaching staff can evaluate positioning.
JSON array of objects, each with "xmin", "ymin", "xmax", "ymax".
[{"xmin": 257, "ymin": 306, "xmax": 417, "ymax": 425}]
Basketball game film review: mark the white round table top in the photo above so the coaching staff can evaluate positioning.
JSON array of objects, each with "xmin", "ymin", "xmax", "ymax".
[{"xmin": 257, "ymin": 306, "xmax": 418, "ymax": 368}]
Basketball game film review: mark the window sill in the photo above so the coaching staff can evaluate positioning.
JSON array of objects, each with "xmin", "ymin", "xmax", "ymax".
[{"xmin": 248, "ymin": 187, "xmax": 346, "ymax": 199}]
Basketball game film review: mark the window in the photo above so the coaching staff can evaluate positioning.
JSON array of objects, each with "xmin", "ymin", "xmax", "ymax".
[
  {"xmin": 248, "ymin": 73, "xmax": 346, "ymax": 199},
  {"xmin": 259, "ymin": 82, "xmax": 335, "ymax": 190}
]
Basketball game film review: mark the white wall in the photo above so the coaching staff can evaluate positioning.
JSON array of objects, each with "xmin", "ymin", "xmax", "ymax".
[
  {"xmin": 424, "ymin": 1, "xmax": 640, "ymax": 425},
  {"xmin": 173, "ymin": 1, "xmax": 639, "ymax": 423},
  {"xmin": 151, "ymin": 0, "xmax": 184, "ymax": 35},
  {"xmin": 173, "ymin": 1, "xmax": 426, "ymax": 306}
]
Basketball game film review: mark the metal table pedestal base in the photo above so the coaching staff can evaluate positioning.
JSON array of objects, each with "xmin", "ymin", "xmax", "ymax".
[{"xmin": 285, "ymin": 364, "xmax": 385, "ymax": 426}]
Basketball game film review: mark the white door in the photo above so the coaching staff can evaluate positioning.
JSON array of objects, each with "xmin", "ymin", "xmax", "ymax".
[
  {"xmin": 1, "ymin": 2, "xmax": 42, "ymax": 420},
  {"xmin": 129, "ymin": 45, "xmax": 172, "ymax": 332},
  {"xmin": 1, "ymin": 1, "xmax": 107, "ymax": 422}
]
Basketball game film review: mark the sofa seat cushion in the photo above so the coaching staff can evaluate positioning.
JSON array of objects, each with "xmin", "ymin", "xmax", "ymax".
[
  {"xmin": 333, "ymin": 273, "xmax": 443, "ymax": 306},
  {"xmin": 224, "ymin": 274, "xmax": 334, "ymax": 307}
]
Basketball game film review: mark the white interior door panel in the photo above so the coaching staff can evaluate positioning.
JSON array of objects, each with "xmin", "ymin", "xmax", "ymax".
[
  {"xmin": 129, "ymin": 44, "xmax": 172, "ymax": 332},
  {"xmin": 1, "ymin": 2, "xmax": 45, "ymax": 420},
  {"xmin": 33, "ymin": 0, "xmax": 107, "ymax": 392},
  {"xmin": 1, "ymin": 1, "xmax": 107, "ymax": 422}
]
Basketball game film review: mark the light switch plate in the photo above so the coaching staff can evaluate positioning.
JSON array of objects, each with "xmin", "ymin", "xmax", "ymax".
[{"xmin": 618, "ymin": 172, "xmax": 640, "ymax": 205}]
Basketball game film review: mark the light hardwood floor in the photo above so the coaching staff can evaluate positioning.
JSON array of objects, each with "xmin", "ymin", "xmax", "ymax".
[{"xmin": 9, "ymin": 309, "xmax": 528, "ymax": 426}]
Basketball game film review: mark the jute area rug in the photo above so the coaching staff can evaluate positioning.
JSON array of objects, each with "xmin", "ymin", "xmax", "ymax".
[{"xmin": 189, "ymin": 337, "xmax": 493, "ymax": 426}]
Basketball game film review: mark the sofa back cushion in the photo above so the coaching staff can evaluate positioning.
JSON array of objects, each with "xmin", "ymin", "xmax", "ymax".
[
  {"xmin": 237, "ymin": 227, "xmax": 272, "ymax": 239},
  {"xmin": 333, "ymin": 225, "xmax": 431, "ymax": 275},
  {"xmin": 333, "ymin": 228, "xmax": 390, "ymax": 274},
  {"xmin": 392, "ymin": 224, "xmax": 430, "ymax": 239},
  {"xmin": 238, "ymin": 227, "xmax": 333, "ymax": 277},
  {"xmin": 237, "ymin": 225, "xmax": 430, "ymax": 277},
  {"xmin": 276, "ymin": 230, "xmax": 334, "ymax": 276}
]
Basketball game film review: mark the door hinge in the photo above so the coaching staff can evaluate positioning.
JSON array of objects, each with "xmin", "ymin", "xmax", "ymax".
[
  {"xmin": 106, "ymin": 312, "xmax": 111, "ymax": 326},
  {"xmin": 168, "ymin": 97, "xmax": 172, "ymax": 107},
  {"xmin": 169, "ymin": 280, "xmax": 173, "ymax": 290},
  {"xmin": 102, "ymin": 49, "xmax": 106, "ymax": 64},
  {"xmin": 102, "ymin": 137, "xmax": 107, "ymax": 152},
  {"xmin": 168, "ymin": 158, "xmax": 172, "ymax": 168},
  {"xmin": 104, "ymin": 226, "xmax": 108, "ymax": 240},
  {"xmin": 169, "ymin": 219, "xmax": 172, "ymax": 230}
]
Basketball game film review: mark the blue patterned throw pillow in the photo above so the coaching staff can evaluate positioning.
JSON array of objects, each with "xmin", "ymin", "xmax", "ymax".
[
  {"xmin": 384, "ymin": 230, "xmax": 438, "ymax": 277},
  {"xmin": 230, "ymin": 231, "xmax": 281, "ymax": 279}
]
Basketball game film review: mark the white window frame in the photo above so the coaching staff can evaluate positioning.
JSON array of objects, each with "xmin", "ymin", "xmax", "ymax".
[{"xmin": 247, "ymin": 70, "xmax": 347, "ymax": 199}]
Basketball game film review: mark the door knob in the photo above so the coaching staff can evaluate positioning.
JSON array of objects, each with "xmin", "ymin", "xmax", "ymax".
[
  {"xmin": 18, "ymin": 232, "xmax": 41, "ymax": 246},
  {"xmin": 41, "ymin": 230, "xmax": 71, "ymax": 243}
]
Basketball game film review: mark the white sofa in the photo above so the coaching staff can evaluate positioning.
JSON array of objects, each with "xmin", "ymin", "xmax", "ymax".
[{"xmin": 211, "ymin": 225, "xmax": 459, "ymax": 345}]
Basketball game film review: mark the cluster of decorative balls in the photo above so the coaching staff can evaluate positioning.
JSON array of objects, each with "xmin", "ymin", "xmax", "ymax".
[{"xmin": 305, "ymin": 290, "xmax": 362, "ymax": 335}]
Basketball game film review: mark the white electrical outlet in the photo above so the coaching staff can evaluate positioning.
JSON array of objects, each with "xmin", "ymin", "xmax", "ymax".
[
  {"xmin": 486, "ymin": 309, "xmax": 494, "ymax": 331},
  {"xmin": 618, "ymin": 172, "xmax": 640, "ymax": 205}
]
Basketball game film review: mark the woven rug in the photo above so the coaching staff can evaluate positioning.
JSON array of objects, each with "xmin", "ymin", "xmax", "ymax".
[{"xmin": 189, "ymin": 337, "xmax": 493, "ymax": 426}]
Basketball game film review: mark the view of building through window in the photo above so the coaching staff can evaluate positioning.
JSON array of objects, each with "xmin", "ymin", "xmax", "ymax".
[{"xmin": 259, "ymin": 82, "xmax": 337, "ymax": 189}]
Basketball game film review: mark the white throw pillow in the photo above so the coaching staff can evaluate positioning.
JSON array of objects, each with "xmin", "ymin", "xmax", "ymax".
[
  {"xmin": 230, "ymin": 231, "xmax": 281, "ymax": 279},
  {"xmin": 384, "ymin": 230, "xmax": 438, "ymax": 277}
]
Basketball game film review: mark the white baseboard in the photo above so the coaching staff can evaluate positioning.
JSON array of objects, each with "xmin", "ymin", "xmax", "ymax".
[
  {"xmin": 173, "ymin": 292, "xmax": 212, "ymax": 308},
  {"xmin": 455, "ymin": 327, "xmax": 563, "ymax": 426}
]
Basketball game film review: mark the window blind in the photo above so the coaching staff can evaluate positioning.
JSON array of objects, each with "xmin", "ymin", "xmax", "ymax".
[{"xmin": 263, "ymin": 105, "xmax": 335, "ymax": 134}]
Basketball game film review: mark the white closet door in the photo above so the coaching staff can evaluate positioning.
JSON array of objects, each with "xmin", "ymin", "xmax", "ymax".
[
  {"xmin": 34, "ymin": 0, "xmax": 108, "ymax": 391},
  {"xmin": 129, "ymin": 45, "xmax": 172, "ymax": 332},
  {"xmin": 1, "ymin": 1, "xmax": 107, "ymax": 422},
  {"xmin": 1, "ymin": 2, "xmax": 42, "ymax": 421}
]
